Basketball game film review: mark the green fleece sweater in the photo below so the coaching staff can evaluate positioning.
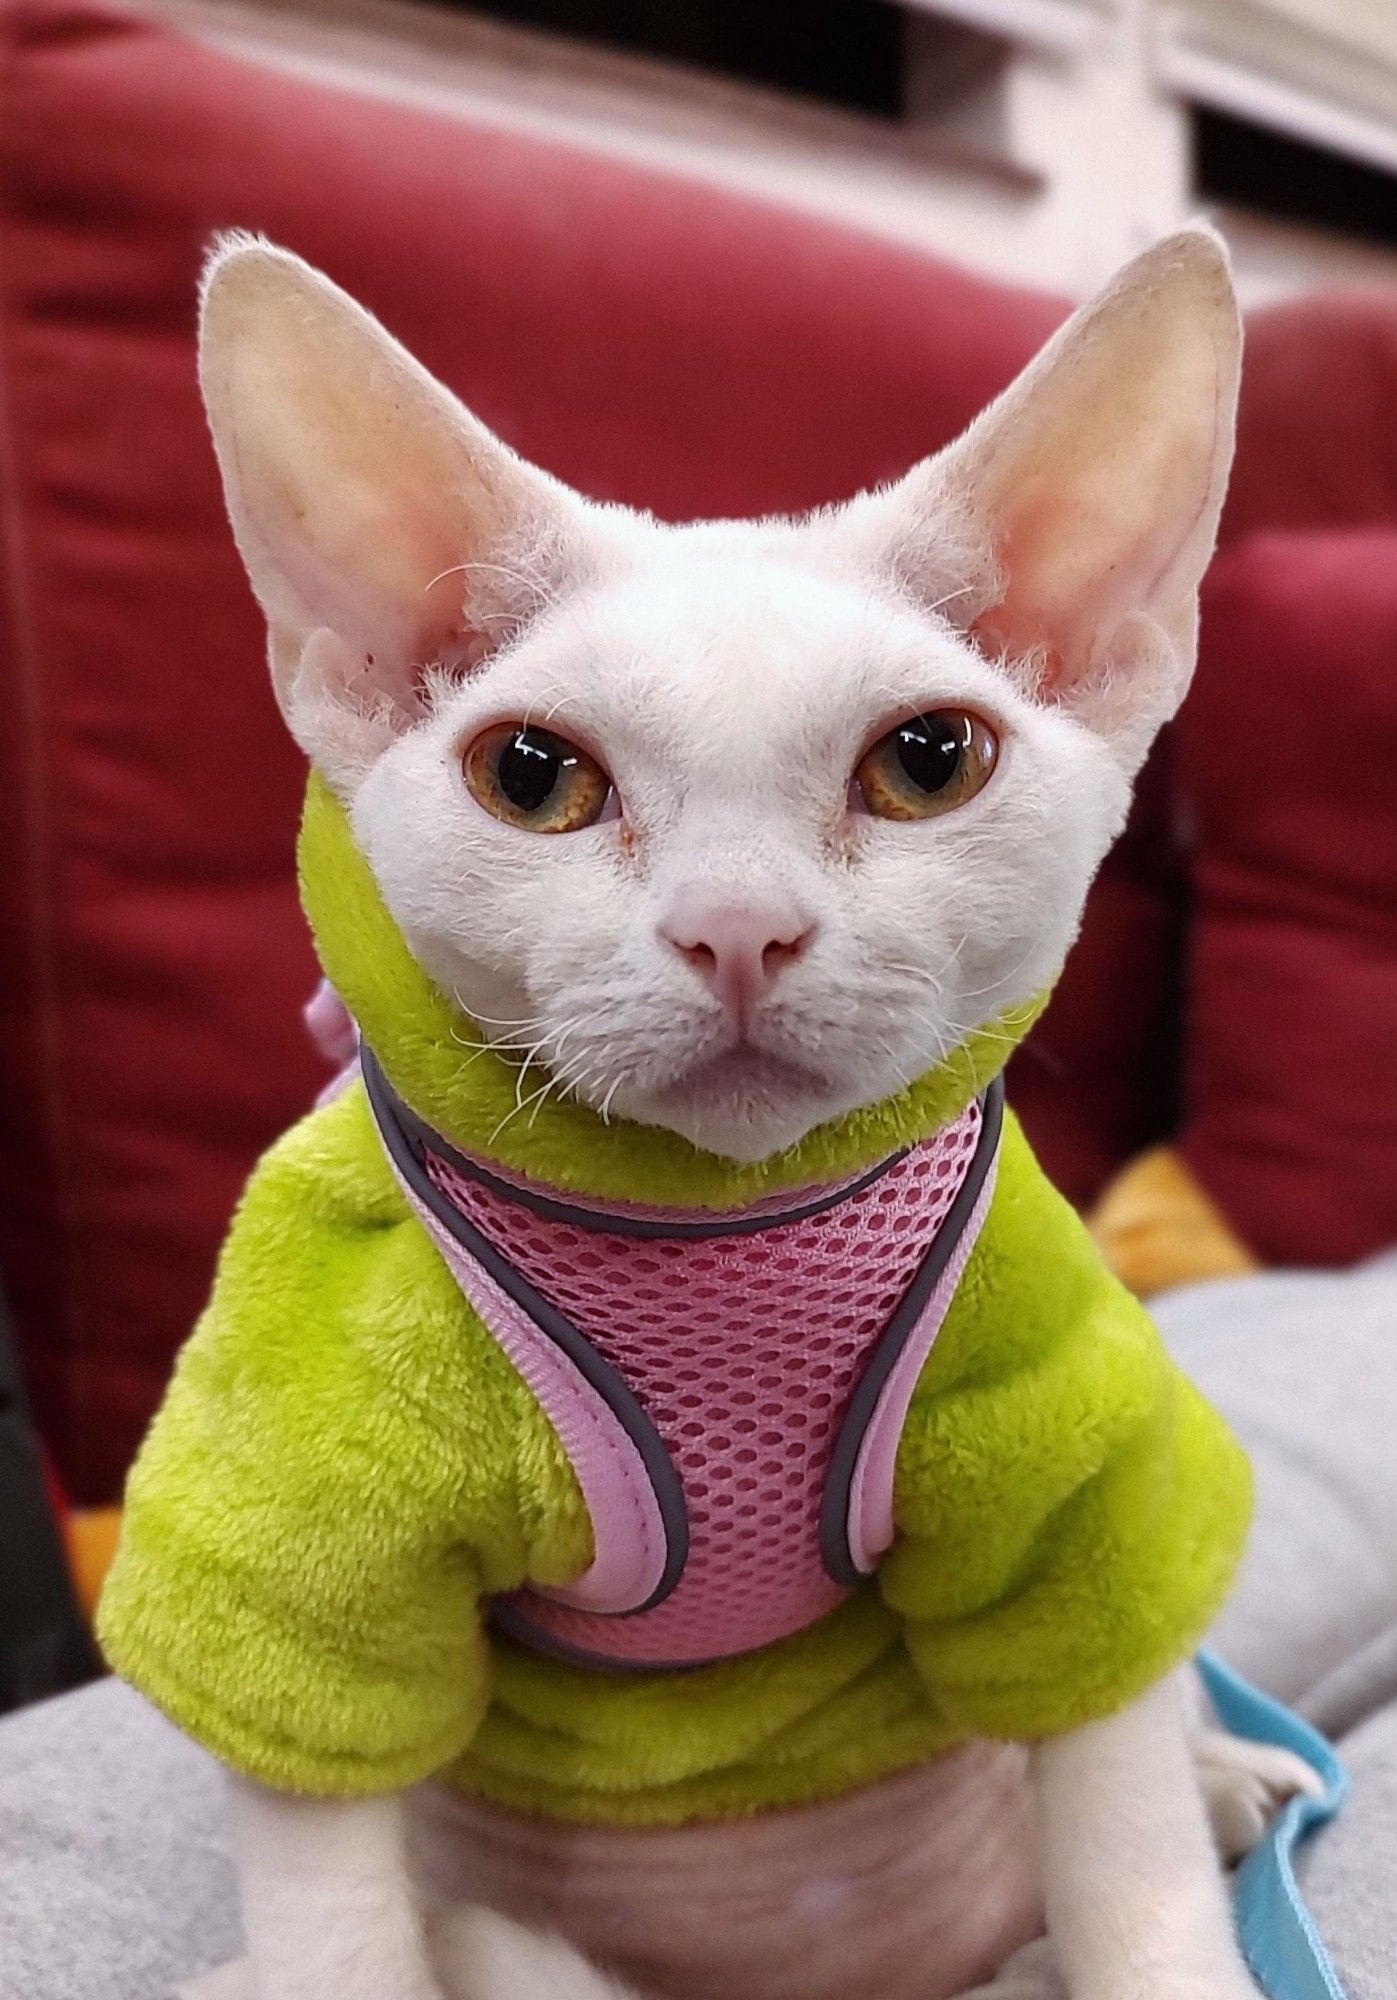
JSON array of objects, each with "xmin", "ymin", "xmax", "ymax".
[{"xmin": 97, "ymin": 779, "xmax": 1252, "ymax": 1825}]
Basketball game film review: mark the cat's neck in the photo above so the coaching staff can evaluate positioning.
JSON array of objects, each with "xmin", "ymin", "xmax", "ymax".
[
  {"xmin": 358, "ymin": 1041, "xmax": 950, "ymax": 1228},
  {"xmin": 300, "ymin": 776, "xmax": 1046, "ymax": 1214}
]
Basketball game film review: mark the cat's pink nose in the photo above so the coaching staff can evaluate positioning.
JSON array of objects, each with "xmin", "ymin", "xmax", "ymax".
[{"xmin": 660, "ymin": 892, "xmax": 814, "ymax": 1027}]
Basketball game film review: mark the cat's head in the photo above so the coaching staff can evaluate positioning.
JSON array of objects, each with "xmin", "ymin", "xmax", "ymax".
[{"xmin": 200, "ymin": 229, "xmax": 1239, "ymax": 1164}]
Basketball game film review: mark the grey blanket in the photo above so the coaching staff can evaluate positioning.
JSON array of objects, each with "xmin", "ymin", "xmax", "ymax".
[{"xmin": 2, "ymin": 1254, "xmax": 1394, "ymax": 2000}]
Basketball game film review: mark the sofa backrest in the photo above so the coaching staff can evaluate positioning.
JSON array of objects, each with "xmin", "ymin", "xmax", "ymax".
[
  {"xmin": 2, "ymin": 0, "xmax": 1393, "ymax": 1499},
  {"xmin": 1186, "ymin": 293, "xmax": 1397, "ymax": 1267}
]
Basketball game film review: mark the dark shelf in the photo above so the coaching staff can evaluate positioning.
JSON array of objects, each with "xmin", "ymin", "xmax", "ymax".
[
  {"xmin": 1196, "ymin": 106, "xmax": 1397, "ymax": 253},
  {"xmin": 450, "ymin": 0, "xmax": 908, "ymax": 116}
]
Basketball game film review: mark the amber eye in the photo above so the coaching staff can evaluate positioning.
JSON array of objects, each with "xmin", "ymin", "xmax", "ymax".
[
  {"xmin": 464, "ymin": 723, "xmax": 612, "ymax": 833},
  {"xmin": 855, "ymin": 710, "xmax": 999, "ymax": 821}
]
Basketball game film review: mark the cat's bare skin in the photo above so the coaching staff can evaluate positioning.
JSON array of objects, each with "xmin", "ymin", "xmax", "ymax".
[
  {"xmin": 226, "ymin": 1676, "xmax": 1315, "ymax": 2000},
  {"xmin": 195, "ymin": 226, "xmax": 1275, "ymax": 2000}
]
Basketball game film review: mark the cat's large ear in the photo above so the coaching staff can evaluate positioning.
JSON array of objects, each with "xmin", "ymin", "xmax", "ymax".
[
  {"xmin": 866, "ymin": 228, "xmax": 1241, "ymax": 770},
  {"xmin": 199, "ymin": 236, "xmax": 583, "ymax": 792}
]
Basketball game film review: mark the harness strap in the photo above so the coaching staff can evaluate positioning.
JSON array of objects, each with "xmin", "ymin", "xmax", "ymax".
[
  {"xmin": 1198, "ymin": 1652, "xmax": 1350, "ymax": 2000},
  {"xmin": 363, "ymin": 1046, "xmax": 1000, "ymax": 1667},
  {"xmin": 823, "ymin": 1079, "xmax": 1002, "ymax": 1587},
  {"xmin": 363, "ymin": 1046, "xmax": 690, "ymax": 1612},
  {"xmin": 364, "ymin": 1049, "xmax": 910, "ymax": 1239}
]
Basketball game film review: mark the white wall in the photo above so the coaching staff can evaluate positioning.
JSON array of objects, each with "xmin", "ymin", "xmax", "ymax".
[{"xmin": 144, "ymin": 0, "xmax": 1397, "ymax": 304}]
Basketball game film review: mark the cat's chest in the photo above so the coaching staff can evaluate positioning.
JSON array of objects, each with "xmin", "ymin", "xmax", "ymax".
[{"xmin": 365, "ymin": 1048, "xmax": 1002, "ymax": 1670}]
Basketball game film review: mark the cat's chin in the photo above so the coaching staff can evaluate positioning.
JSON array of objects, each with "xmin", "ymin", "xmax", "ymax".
[{"xmin": 623, "ymin": 1045, "xmax": 838, "ymax": 1165}]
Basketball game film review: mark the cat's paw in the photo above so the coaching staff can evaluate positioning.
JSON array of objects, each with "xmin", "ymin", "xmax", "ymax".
[
  {"xmin": 1084, "ymin": 1958, "xmax": 1265, "ymax": 2000},
  {"xmin": 178, "ymin": 1959, "xmax": 449, "ymax": 2000},
  {"xmin": 1157, "ymin": 1971, "xmax": 1265, "ymax": 2000},
  {"xmin": 953, "ymin": 1934, "xmax": 1064, "ymax": 1997},
  {"xmin": 428, "ymin": 1904, "xmax": 642, "ymax": 2000},
  {"xmin": 1117, "ymin": 1976, "xmax": 1264, "ymax": 2000},
  {"xmin": 1163, "ymin": 1968, "xmax": 1265, "ymax": 2000},
  {"xmin": 951, "ymin": 1937, "xmax": 1266, "ymax": 2000},
  {"xmin": 1194, "ymin": 1727, "xmax": 1324, "ymax": 1861}
]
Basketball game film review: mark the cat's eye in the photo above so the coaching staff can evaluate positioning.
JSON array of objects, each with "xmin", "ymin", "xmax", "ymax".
[
  {"xmin": 463, "ymin": 723, "xmax": 612, "ymax": 833},
  {"xmin": 855, "ymin": 709, "xmax": 999, "ymax": 821}
]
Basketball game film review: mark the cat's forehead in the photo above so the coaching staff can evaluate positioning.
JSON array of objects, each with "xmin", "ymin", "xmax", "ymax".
[
  {"xmin": 589, "ymin": 554, "xmax": 893, "ymax": 682},
  {"xmin": 476, "ymin": 544, "xmax": 993, "ymax": 767}
]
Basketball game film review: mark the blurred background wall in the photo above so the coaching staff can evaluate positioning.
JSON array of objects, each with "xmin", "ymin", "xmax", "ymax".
[{"xmin": 148, "ymin": 0, "xmax": 1397, "ymax": 300}]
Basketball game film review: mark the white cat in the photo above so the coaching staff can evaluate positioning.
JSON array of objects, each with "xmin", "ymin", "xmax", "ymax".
[{"xmin": 190, "ymin": 225, "xmax": 1316, "ymax": 2000}]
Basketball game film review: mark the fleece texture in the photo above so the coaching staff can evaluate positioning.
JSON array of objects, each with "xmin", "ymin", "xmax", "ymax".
[
  {"xmin": 36, "ymin": 1247, "xmax": 1397, "ymax": 2000},
  {"xmin": 97, "ymin": 779, "xmax": 1251, "ymax": 1824}
]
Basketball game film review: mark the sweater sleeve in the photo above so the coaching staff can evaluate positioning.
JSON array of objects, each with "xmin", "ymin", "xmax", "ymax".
[
  {"xmin": 883, "ymin": 1109, "xmax": 1252, "ymax": 1741},
  {"xmin": 97, "ymin": 1082, "xmax": 590, "ymax": 1796}
]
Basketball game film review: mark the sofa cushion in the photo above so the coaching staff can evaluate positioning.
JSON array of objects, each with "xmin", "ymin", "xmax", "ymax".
[{"xmin": 1181, "ymin": 526, "xmax": 1397, "ymax": 1265}]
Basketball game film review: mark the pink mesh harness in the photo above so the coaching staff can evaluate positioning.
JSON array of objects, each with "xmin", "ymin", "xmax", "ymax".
[{"xmin": 363, "ymin": 1049, "xmax": 1002, "ymax": 1671}]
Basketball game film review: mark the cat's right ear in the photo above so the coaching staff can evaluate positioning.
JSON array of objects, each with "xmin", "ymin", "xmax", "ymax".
[
  {"xmin": 844, "ymin": 228, "xmax": 1241, "ymax": 775},
  {"xmin": 199, "ymin": 236, "xmax": 582, "ymax": 793}
]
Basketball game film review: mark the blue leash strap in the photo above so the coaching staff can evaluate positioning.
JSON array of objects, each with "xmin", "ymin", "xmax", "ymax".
[{"xmin": 1197, "ymin": 1651, "xmax": 1350, "ymax": 2000}]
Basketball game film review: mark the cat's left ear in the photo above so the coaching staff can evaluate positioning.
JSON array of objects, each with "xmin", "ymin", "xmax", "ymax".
[
  {"xmin": 867, "ymin": 228, "xmax": 1241, "ymax": 770},
  {"xmin": 199, "ymin": 235, "xmax": 587, "ymax": 793}
]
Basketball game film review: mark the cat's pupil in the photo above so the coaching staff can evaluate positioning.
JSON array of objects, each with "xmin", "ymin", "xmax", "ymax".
[
  {"xmin": 497, "ymin": 728, "xmax": 563, "ymax": 813},
  {"xmin": 895, "ymin": 714, "xmax": 963, "ymax": 794}
]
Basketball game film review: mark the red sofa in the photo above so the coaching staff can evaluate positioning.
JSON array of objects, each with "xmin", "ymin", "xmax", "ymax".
[{"xmin": 2, "ymin": 0, "xmax": 1395, "ymax": 1504}]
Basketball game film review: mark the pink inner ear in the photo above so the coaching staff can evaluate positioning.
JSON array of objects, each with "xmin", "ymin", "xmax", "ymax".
[
  {"xmin": 966, "ymin": 476, "xmax": 1187, "ymax": 697},
  {"xmin": 967, "ymin": 487, "xmax": 1070, "ymax": 692},
  {"xmin": 296, "ymin": 591, "xmax": 496, "ymax": 730},
  {"xmin": 970, "ymin": 606, "xmax": 1065, "ymax": 694},
  {"xmin": 963, "ymin": 475, "xmax": 1076, "ymax": 690},
  {"xmin": 297, "ymin": 627, "xmax": 418, "ymax": 725}
]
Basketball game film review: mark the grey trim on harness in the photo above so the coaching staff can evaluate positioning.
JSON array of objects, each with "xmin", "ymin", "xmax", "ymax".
[
  {"xmin": 819, "ymin": 1073, "xmax": 1004, "ymax": 1590},
  {"xmin": 489, "ymin": 1596, "xmax": 730, "ymax": 1672},
  {"xmin": 364, "ymin": 1058, "xmax": 909, "ymax": 1240},
  {"xmin": 364, "ymin": 1044, "xmax": 1002, "ymax": 1659},
  {"xmin": 362, "ymin": 1045, "xmax": 690, "ymax": 1614}
]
